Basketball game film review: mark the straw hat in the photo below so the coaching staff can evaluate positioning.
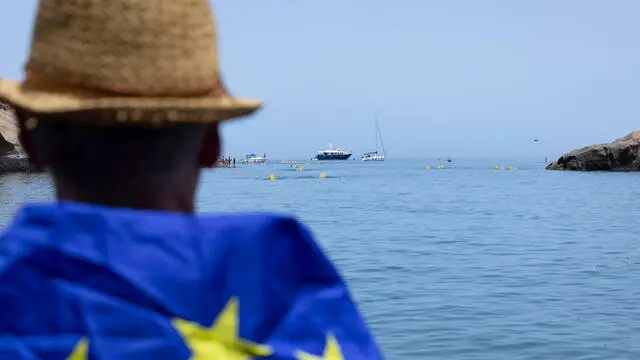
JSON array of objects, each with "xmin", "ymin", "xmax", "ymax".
[{"xmin": 0, "ymin": 0, "xmax": 261, "ymax": 125}]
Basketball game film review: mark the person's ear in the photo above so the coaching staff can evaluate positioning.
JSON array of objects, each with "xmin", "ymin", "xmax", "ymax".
[
  {"xmin": 16, "ymin": 109, "xmax": 44, "ymax": 170},
  {"xmin": 198, "ymin": 124, "xmax": 221, "ymax": 168}
]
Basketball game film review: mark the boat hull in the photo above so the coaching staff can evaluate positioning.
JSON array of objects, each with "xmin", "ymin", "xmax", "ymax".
[
  {"xmin": 315, "ymin": 153, "xmax": 352, "ymax": 160},
  {"xmin": 362, "ymin": 155, "xmax": 385, "ymax": 161},
  {"xmin": 241, "ymin": 158, "xmax": 267, "ymax": 164}
]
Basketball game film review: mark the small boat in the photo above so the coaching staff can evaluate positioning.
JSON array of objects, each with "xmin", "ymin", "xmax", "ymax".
[
  {"xmin": 313, "ymin": 143, "xmax": 352, "ymax": 160},
  {"xmin": 240, "ymin": 153, "xmax": 267, "ymax": 164},
  {"xmin": 362, "ymin": 118, "xmax": 386, "ymax": 161}
]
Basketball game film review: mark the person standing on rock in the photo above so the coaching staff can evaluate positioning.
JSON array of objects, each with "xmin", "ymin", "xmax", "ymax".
[{"xmin": 0, "ymin": 1, "xmax": 382, "ymax": 358}]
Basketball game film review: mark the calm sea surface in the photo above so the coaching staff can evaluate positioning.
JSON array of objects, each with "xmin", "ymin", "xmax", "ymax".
[{"xmin": 1, "ymin": 159, "xmax": 640, "ymax": 359}]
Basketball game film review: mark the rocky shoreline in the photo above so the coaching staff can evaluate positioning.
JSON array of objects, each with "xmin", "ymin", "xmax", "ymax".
[
  {"xmin": 0, "ymin": 153, "xmax": 36, "ymax": 173},
  {"xmin": 547, "ymin": 131, "xmax": 640, "ymax": 171},
  {"xmin": 0, "ymin": 101, "xmax": 38, "ymax": 174}
]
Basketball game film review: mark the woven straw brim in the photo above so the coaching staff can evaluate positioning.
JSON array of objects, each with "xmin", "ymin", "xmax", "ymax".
[{"xmin": 0, "ymin": 79, "xmax": 262, "ymax": 124}]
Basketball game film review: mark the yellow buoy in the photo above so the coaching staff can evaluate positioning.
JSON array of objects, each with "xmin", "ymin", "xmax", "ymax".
[
  {"xmin": 507, "ymin": 166, "xmax": 513, "ymax": 171},
  {"xmin": 426, "ymin": 166, "xmax": 431, "ymax": 170},
  {"xmin": 320, "ymin": 172, "xmax": 327, "ymax": 179},
  {"xmin": 439, "ymin": 165, "xmax": 445, "ymax": 169},
  {"xmin": 495, "ymin": 165, "xmax": 500, "ymax": 170},
  {"xmin": 268, "ymin": 174, "xmax": 275, "ymax": 180},
  {"xmin": 299, "ymin": 167, "xmax": 304, "ymax": 171}
]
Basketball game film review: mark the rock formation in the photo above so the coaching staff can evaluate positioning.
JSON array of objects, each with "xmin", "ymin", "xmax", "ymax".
[
  {"xmin": 547, "ymin": 131, "xmax": 640, "ymax": 171},
  {"xmin": 0, "ymin": 101, "xmax": 18, "ymax": 154},
  {"xmin": 0, "ymin": 101, "xmax": 36, "ymax": 173}
]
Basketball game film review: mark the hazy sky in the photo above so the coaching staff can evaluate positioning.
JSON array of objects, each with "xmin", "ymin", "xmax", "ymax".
[{"xmin": 1, "ymin": 1, "xmax": 639, "ymax": 159}]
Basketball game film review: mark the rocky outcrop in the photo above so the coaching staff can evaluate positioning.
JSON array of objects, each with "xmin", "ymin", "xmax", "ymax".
[
  {"xmin": 0, "ymin": 102, "xmax": 37, "ymax": 173},
  {"xmin": 0, "ymin": 154, "xmax": 35, "ymax": 173},
  {"xmin": 547, "ymin": 131, "xmax": 640, "ymax": 171},
  {"xmin": 0, "ymin": 101, "xmax": 18, "ymax": 155}
]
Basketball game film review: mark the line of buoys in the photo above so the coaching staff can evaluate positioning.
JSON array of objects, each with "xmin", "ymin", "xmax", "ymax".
[
  {"xmin": 268, "ymin": 172, "xmax": 328, "ymax": 180},
  {"xmin": 423, "ymin": 165, "xmax": 515, "ymax": 171}
]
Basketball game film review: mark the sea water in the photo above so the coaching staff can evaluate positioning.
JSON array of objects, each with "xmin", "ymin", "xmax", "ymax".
[{"xmin": 1, "ymin": 159, "xmax": 639, "ymax": 359}]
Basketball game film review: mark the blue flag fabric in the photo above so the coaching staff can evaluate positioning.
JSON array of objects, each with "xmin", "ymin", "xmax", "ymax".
[{"xmin": 0, "ymin": 202, "xmax": 382, "ymax": 359}]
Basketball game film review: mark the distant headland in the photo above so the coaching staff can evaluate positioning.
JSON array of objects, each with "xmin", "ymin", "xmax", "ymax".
[{"xmin": 547, "ymin": 131, "xmax": 640, "ymax": 171}]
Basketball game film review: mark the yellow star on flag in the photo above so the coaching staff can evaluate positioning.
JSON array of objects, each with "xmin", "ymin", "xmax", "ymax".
[
  {"xmin": 66, "ymin": 337, "xmax": 88, "ymax": 360},
  {"xmin": 172, "ymin": 297, "xmax": 272, "ymax": 359},
  {"xmin": 295, "ymin": 334, "xmax": 345, "ymax": 360}
]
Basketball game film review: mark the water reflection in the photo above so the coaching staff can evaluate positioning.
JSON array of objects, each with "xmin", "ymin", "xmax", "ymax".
[{"xmin": 0, "ymin": 173, "xmax": 53, "ymax": 227}]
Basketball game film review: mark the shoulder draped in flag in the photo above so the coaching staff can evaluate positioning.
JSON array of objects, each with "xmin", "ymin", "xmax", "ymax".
[{"xmin": 0, "ymin": 202, "xmax": 383, "ymax": 359}]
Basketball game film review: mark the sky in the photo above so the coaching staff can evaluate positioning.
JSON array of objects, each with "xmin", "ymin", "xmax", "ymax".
[{"xmin": 1, "ymin": 1, "xmax": 639, "ymax": 159}]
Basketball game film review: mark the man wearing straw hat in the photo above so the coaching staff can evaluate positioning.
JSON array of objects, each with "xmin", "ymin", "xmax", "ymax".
[{"xmin": 0, "ymin": 1, "xmax": 382, "ymax": 358}]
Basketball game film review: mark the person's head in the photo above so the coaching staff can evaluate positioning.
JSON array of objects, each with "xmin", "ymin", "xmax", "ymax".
[
  {"xmin": 0, "ymin": 0, "xmax": 263, "ymax": 213},
  {"xmin": 16, "ymin": 108, "xmax": 221, "ymax": 213}
]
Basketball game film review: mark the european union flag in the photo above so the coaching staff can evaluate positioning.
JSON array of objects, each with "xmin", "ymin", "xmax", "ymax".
[{"xmin": 0, "ymin": 202, "xmax": 382, "ymax": 359}]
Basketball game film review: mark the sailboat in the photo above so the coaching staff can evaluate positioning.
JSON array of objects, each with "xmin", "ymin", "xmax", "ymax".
[{"xmin": 361, "ymin": 118, "xmax": 386, "ymax": 161}]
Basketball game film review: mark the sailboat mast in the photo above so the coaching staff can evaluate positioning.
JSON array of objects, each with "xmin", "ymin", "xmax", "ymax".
[
  {"xmin": 374, "ymin": 117, "xmax": 378, "ymax": 153},
  {"xmin": 376, "ymin": 119, "xmax": 386, "ymax": 156}
]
